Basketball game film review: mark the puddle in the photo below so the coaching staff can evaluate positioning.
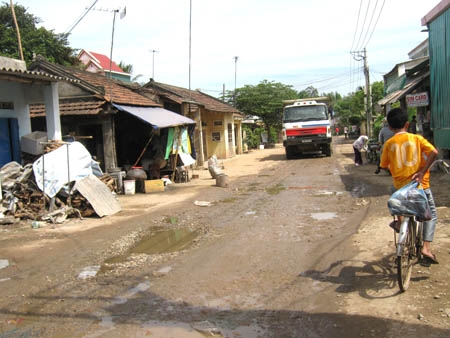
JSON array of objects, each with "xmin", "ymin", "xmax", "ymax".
[
  {"xmin": 310, "ymin": 212, "xmax": 337, "ymax": 220},
  {"xmin": 132, "ymin": 228, "xmax": 198, "ymax": 254},
  {"xmin": 78, "ymin": 265, "xmax": 100, "ymax": 279},
  {"xmin": 0, "ymin": 259, "xmax": 9, "ymax": 270},
  {"xmin": 314, "ymin": 190, "xmax": 334, "ymax": 196},
  {"xmin": 105, "ymin": 228, "xmax": 199, "ymax": 265}
]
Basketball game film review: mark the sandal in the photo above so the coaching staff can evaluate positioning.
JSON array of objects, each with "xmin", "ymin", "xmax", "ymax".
[
  {"xmin": 389, "ymin": 220, "xmax": 400, "ymax": 233},
  {"xmin": 421, "ymin": 253, "xmax": 439, "ymax": 265}
]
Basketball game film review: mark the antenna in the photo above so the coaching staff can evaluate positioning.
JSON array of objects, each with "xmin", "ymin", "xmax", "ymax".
[{"xmin": 90, "ymin": 6, "xmax": 126, "ymax": 102}]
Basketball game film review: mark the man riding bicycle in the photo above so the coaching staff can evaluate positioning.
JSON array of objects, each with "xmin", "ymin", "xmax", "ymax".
[{"xmin": 380, "ymin": 108, "xmax": 439, "ymax": 265}]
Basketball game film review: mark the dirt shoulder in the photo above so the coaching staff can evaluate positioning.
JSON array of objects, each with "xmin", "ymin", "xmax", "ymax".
[{"xmin": 333, "ymin": 137, "xmax": 450, "ymax": 335}]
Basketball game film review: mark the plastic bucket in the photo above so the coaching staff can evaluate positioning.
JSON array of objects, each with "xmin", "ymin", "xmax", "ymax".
[{"xmin": 123, "ymin": 180, "xmax": 136, "ymax": 195}]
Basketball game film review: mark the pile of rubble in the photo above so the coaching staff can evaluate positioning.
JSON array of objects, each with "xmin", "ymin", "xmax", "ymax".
[{"xmin": 0, "ymin": 142, "xmax": 120, "ymax": 225}]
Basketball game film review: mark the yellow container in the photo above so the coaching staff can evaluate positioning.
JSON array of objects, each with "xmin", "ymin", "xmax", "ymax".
[{"xmin": 144, "ymin": 179, "xmax": 164, "ymax": 193}]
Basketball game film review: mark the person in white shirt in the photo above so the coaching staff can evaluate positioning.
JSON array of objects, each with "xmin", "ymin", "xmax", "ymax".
[{"xmin": 352, "ymin": 135, "xmax": 368, "ymax": 166}]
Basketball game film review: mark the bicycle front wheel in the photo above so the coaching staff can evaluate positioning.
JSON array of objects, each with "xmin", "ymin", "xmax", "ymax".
[
  {"xmin": 397, "ymin": 221, "xmax": 414, "ymax": 292},
  {"xmin": 415, "ymin": 221, "xmax": 423, "ymax": 259}
]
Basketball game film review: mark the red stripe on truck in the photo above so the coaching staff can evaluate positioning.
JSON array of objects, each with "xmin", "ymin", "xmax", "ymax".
[{"xmin": 286, "ymin": 126, "xmax": 327, "ymax": 137}]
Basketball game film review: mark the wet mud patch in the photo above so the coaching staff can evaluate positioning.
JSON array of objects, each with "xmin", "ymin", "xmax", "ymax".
[
  {"xmin": 106, "ymin": 227, "xmax": 200, "ymax": 258},
  {"xmin": 100, "ymin": 219, "xmax": 209, "ymax": 276}
]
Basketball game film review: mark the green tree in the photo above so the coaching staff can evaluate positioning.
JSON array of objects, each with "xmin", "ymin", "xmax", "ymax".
[
  {"xmin": 118, "ymin": 61, "xmax": 144, "ymax": 83},
  {"xmin": 234, "ymin": 80, "xmax": 298, "ymax": 144},
  {"xmin": 333, "ymin": 81, "xmax": 385, "ymax": 136},
  {"xmin": 334, "ymin": 86, "xmax": 365, "ymax": 129},
  {"xmin": 118, "ymin": 61, "xmax": 132, "ymax": 73},
  {"xmin": 371, "ymin": 81, "xmax": 387, "ymax": 137},
  {"xmin": 0, "ymin": 3, "xmax": 78, "ymax": 66},
  {"xmin": 298, "ymin": 86, "xmax": 319, "ymax": 98}
]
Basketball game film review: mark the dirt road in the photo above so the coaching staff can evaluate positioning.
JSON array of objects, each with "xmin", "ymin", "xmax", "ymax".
[{"xmin": 1, "ymin": 137, "xmax": 449, "ymax": 338}]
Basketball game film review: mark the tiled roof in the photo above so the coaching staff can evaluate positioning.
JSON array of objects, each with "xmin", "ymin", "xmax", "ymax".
[
  {"xmin": 64, "ymin": 67, "xmax": 157, "ymax": 106},
  {"xmin": 29, "ymin": 100, "xmax": 105, "ymax": 118},
  {"xmin": 29, "ymin": 56, "xmax": 159, "ymax": 107},
  {"xmin": 148, "ymin": 81, "xmax": 242, "ymax": 114},
  {"xmin": 0, "ymin": 67, "xmax": 78, "ymax": 84}
]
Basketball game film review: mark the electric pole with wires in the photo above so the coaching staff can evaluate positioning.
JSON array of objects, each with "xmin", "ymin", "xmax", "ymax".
[{"xmin": 351, "ymin": 48, "xmax": 372, "ymax": 138}]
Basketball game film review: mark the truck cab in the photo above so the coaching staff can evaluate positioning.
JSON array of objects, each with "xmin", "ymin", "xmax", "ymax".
[{"xmin": 282, "ymin": 99, "xmax": 332, "ymax": 159}]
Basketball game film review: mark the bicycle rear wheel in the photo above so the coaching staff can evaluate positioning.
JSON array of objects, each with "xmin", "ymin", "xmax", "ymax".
[{"xmin": 397, "ymin": 220, "xmax": 414, "ymax": 292}]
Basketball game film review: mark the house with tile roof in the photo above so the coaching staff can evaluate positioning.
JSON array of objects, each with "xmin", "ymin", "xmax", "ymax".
[
  {"xmin": 28, "ymin": 55, "xmax": 195, "ymax": 173},
  {"xmin": 142, "ymin": 80, "xmax": 244, "ymax": 163},
  {"xmin": 78, "ymin": 49, "xmax": 131, "ymax": 82},
  {"xmin": 0, "ymin": 56, "xmax": 76, "ymax": 167}
]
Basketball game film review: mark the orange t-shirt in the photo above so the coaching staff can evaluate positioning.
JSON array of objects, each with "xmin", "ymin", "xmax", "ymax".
[{"xmin": 380, "ymin": 132, "xmax": 436, "ymax": 190}]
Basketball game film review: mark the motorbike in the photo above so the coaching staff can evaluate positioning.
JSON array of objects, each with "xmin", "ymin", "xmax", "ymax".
[{"xmin": 365, "ymin": 140, "xmax": 380, "ymax": 164}]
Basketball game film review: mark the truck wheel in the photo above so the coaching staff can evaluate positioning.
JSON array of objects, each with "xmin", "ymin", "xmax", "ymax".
[
  {"xmin": 324, "ymin": 144, "xmax": 331, "ymax": 157},
  {"xmin": 285, "ymin": 146, "xmax": 295, "ymax": 159}
]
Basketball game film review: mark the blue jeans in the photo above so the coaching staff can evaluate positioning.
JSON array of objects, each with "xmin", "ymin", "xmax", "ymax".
[{"xmin": 423, "ymin": 188, "xmax": 437, "ymax": 242}]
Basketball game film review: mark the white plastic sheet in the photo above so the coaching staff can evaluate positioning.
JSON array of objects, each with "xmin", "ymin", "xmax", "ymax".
[{"xmin": 32, "ymin": 142, "xmax": 103, "ymax": 198}]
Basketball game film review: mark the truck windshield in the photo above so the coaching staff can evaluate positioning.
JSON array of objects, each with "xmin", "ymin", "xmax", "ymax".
[{"xmin": 283, "ymin": 105, "xmax": 328, "ymax": 122}]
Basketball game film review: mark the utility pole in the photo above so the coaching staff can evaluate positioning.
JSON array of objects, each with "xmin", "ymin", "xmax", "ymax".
[
  {"xmin": 233, "ymin": 56, "xmax": 239, "ymax": 107},
  {"xmin": 10, "ymin": 0, "xmax": 24, "ymax": 60},
  {"xmin": 91, "ymin": 7, "xmax": 126, "ymax": 101},
  {"xmin": 351, "ymin": 48, "xmax": 372, "ymax": 137},
  {"xmin": 363, "ymin": 48, "xmax": 372, "ymax": 138},
  {"xmin": 150, "ymin": 49, "xmax": 158, "ymax": 80}
]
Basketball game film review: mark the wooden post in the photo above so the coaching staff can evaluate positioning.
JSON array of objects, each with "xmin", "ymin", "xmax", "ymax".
[{"xmin": 171, "ymin": 127, "xmax": 182, "ymax": 182}]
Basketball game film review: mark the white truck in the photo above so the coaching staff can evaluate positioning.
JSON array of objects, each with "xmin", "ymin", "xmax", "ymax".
[{"xmin": 281, "ymin": 98, "xmax": 332, "ymax": 159}]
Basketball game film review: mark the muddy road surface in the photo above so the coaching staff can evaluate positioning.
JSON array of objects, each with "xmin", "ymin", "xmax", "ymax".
[{"xmin": 1, "ymin": 138, "xmax": 450, "ymax": 338}]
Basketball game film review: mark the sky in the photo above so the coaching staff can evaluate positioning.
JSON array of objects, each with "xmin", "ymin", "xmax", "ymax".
[{"xmin": 15, "ymin": 0, "xmax": 442, "ymax": 97}]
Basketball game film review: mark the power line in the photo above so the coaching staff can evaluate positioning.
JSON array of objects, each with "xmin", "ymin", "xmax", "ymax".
[
  {"xmin": 293, "ymin": 70, "xmax": 354, "ymax": 87},
  {"xmin": 350, "ymin": 0, "xmax": 364, "ymax": 52},
  {"xmin": 65, "ymin": 0, "xmax": 99, "ymax": 34},
  {"xmin": 352, "ymin": 0, "xmax": 386, "ymax": 52},
  {"xmin": 359, "ymin": 0, "xmax": 379, "ymax": 49},
  {"xmin": 361, "ymin": 0, "xmax": 386, "ymax": 48},
  {"xmin": 354, "ymin": 0, "xmax": 371, "ymax": 52}
]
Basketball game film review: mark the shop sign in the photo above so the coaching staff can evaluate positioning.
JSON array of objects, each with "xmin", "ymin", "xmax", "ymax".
[{"xmin": 406, "ymin": 92, "xmax": 429, "ymax": 107}]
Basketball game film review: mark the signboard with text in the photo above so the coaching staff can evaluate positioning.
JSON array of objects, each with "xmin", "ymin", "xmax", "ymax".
[{"xmin": 406, "ymin": 92, "xmax": 429, "ymax": 107}]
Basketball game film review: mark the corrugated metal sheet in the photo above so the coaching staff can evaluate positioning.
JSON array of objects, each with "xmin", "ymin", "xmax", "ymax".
[
  {"xmin": 74, "ymin": 174, "xmax": 121, "ymax": 217},
  {"xmin": 433, "ymin": 129, "xmax": 450, "ymax": 148},
  {"xmin": 378, "ymin": 72, "xmax": 429, "ymax": 105},
  {"xmin": 113, "ymin": 104, "xmax": 196, "ymax": 128},
  {"xmin": 429, "ymin": 9, "xmax": 450, "ymax": 149}
]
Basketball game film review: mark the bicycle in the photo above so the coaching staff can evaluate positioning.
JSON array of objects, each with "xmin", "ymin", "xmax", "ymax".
[{"xmin": 391, "ymin": 159, "xmax": 449, "ymax": 292}]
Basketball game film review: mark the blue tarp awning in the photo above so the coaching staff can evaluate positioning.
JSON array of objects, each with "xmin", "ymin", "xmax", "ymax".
[{"xmin": 113, "ymin": 104, "xmax": 195, "ymax": 129}]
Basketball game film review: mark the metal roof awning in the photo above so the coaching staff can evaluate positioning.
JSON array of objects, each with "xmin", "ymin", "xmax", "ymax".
[
  {"xmin": 113, "ymin": 104, "xmax": 195, "ymax": 128},
  {"xmin": 379, "ymin": 72, "xmax": 429, "ymax": 106}
]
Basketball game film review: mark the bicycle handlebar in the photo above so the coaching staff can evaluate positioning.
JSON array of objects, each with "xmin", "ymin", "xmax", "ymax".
[{"xmin": 430, "ymin": 159, "xmax": 450, "ymax": 174}]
